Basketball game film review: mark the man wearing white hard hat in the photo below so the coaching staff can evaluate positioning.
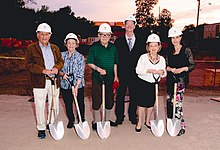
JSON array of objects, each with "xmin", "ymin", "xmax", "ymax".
[
  {"xmin": 114, "ymin": 15, "xmax": 146, "ymax": 125},
  {"xmin": 59, "ymin": 33, "xmax": 85, "ymax": 129},
  {"xmin": 26, "ymin": 22, "xmax": 64, "ymax": 139},
  {"xmin": 135, "ymin": 33, "xmax": 166, "ymax": 132},
  {"xmin": 166, "ymin": 26, "xmax": 196, "ymax": 136},
  {"xmin": 87, "ymin": 23, "xmax": 119, "ymax": 131}
]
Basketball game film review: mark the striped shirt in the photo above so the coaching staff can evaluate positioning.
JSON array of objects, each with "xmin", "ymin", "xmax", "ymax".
[
  {"xmin": 86, "ymin": 41, "xmax": 118, "ymax": 84},
  {"xmin": 60, "ymin": 50, "xmax": 85, "ymax": 89}
]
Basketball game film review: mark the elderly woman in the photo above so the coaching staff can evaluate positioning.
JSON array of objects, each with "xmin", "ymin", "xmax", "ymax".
[
  {"xmin": 135, "ymin": 33, "xmax": 167, "ymax": 132},
  {"xmin": 59, "ymin": 33, "xmax": 85, "ymax": 129}
]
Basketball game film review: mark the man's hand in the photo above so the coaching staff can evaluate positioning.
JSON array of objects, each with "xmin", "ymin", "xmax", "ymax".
[
  {"xmin": 42, "ymin": 69, "xmax": 52, "ymax": 76},
  {"xmin": 51, "ymin": 67, "xmax": 58, "ymax": 75},
  {"xmin": 97, "ymin": 67, "xmax": 106, "ymax": 75}
]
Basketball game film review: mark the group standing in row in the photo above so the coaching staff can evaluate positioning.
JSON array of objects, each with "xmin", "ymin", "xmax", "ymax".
[{"xmin": 25, "ymin": 15, "xmax": 195, "ymax": 139}]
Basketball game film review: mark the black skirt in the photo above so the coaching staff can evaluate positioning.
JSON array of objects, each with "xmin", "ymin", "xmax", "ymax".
[{"xmin": 136, "ymin": 78, "xmax": 156, "ymax": 108}]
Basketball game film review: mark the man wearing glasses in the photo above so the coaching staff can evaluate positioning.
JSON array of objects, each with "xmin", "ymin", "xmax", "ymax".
[{"xmin": 87, "ymin": 23, "xmax": 118, "ymax": 131}]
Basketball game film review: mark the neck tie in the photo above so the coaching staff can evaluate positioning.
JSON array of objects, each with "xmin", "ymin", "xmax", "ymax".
[{"xmin": 128, "ymin": 38, "xmax": 132, "ymax": 51}]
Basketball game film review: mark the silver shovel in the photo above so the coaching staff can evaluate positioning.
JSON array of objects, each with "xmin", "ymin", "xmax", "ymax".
[
  {"xmin": 150, "ymin": 74, "xmax": 164, "ymax": 137},
  {"xmin": 97, "ymin": 76, "xmax": 111, "ymax": 139},
  {"xmin": 167, "ymin": 75, "xmax": 181, "ymax": 137},
  {"xmin": 67, "ymin": 79, "xmax": 90, "ymax": 140},
  {"xmin": 48, "ymin": 76, "xmax": 64, "ymax": 140}
]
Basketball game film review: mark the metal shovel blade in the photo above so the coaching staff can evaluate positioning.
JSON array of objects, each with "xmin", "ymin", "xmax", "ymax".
[
  {"xmin": 97, "ymin": 121, "xmax": 111, "ymax": 139},
  {"xmin": 74, "ymin": 121, "xmax": 90, "ymax": 140},
  {"xmin": 167, "ymin": 118, "xmax": 181, "ymax": 137},
  {"xmin": 150, "ymin": 119, "xmax": 165, "ymax": 137},
  {"xmin": 49, "ymin": 120, "xmax": 64, "ymax": 140}
]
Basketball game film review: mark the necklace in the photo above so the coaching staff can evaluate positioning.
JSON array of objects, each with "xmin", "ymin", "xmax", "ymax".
[{"xmin": 149, "ymin": 53, "xmax": 159, "ymax": 64}]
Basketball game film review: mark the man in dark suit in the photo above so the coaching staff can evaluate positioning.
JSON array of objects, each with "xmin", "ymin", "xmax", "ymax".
[{"xmin": 114, "ymin": 15, "xmax": 146, "ymax": 125}]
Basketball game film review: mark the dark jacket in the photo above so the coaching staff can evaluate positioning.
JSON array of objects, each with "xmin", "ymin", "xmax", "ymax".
[
  {"xmin": 166, "ymin": 46, "xmax": 196, "ymax": 88},
  {"xmin": 25, "ymin": 42, "xmax": 64, "ymax": 88},
  {"xmin": 114, "ymin": 34, "xmax": 146, "ymax": 81}
]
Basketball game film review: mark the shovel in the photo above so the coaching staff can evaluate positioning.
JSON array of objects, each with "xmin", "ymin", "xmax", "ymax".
[
  {"xmin": 167, "ymin": 75, "xmax": 181, "ymax": 137},
  {"xmin": 48, "ymin": 76, "xmax": 64, "ymax": 140},
  {"xmin": 97, "ymin": 75, "xmax": 111, "ymax": 139},
  {"xmin": 150, "ymin": 74, "xmax": 165, "ymax": 137},
  {"xmin": 66, "ymin": 79, "xmax": 90, "ymax": 140}
]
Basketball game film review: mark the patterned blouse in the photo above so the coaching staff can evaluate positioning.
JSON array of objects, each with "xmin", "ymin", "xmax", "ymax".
[{"xmin": 60, "ymin": 50, "xmax": 85, "ymax": 89}]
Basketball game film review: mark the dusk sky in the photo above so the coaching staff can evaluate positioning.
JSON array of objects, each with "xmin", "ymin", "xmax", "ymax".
[{"xmin": 26, "ymin": 0, "xmax": 220, "ymax": 29}]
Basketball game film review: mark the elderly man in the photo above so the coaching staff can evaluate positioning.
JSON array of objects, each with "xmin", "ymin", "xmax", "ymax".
[
  {"xmin": 26, "ymin": 23, "xmax": 64, "ymax": 139},
  {"xmin": 87, "ymin": 23, "xmax": 119, "ymax": 131}
]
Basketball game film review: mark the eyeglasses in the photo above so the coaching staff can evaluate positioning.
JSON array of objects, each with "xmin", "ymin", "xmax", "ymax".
[{"xmin": 99, "ymin": 33, "xmax": 111, "ymax": 37}]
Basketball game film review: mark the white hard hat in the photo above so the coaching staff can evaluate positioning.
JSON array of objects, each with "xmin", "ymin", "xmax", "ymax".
[
  {"xmin": 168, "ymin": 27, "xmax": 183, "ymax": 37},
  {"xmin": 98, "ymin": 23, "xmax": 112, "ymax": 33},
  {"xmin": 146, "ymin": 33, "xmax": 161, "ymax": 43},
  {"xmin": 64, "ymin": 33, "xmax": 79, "ymax": 44},
  {"xmin": 124, "ymin": 15, "xmax": 137, "ymax": 25},
  {"xmin": 36, "ymin": 23, "xmax": 52, "ymax": 34}
]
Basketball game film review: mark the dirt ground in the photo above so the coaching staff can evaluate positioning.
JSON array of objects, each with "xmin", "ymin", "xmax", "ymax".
[{"xmin": 0, "ymin": 93, "xmax": 220, "ymax": 150}]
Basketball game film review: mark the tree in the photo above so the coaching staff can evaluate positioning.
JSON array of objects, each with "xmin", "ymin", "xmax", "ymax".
[
  {"xmin": 157, "ymin": 9, "xmax": 173, "ymax": 27},
  {"xmin": 135, "ymin": 0, "xmax": 158, "ymax": 27}
]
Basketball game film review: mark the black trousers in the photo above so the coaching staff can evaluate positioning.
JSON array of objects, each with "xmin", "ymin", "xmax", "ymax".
[
  {"xmin": 115, "ymin": 78, "xmax": 137, "ymax": 122},
  {"xmin": 61, "ymin": 87, "xmax": 85, "ymax": 123}
]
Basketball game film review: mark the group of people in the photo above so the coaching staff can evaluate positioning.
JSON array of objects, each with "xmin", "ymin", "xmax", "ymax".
[{"xmin": 25, "ymin": 15, "xmax": 195, "ymax": 139}]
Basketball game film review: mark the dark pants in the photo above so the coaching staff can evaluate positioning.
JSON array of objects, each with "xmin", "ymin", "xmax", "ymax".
[
  {"xmin": 92, "ymin": 81, "xmax": 114, "ymax": 110},
  {"xmin": 115, "ymin": 78, "xmax": 137, "ymax": 122},
  {"xmin": 61, "ymin": 87, "xmax": 85, "ymax": 123}
]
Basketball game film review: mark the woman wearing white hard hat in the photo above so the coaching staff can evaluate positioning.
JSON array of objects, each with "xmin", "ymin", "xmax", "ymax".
[
  {"xmin": 166, "ymin": 27, "xmax": 196, "ymax": 136},
  {"xmin": 135, "ymin": 33, "xmax": 167, "ymax": 132},
  {"xmin": 59, "ymin": 33, "xmax": 86, "ymax": 128}
]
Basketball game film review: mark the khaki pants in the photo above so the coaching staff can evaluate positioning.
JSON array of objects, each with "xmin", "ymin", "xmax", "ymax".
[{"xmin": 33, "ymin": 80, "xmax": 60, "ymax": 131}]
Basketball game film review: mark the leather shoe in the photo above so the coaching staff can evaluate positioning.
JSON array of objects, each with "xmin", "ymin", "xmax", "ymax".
[
  {"xmin": 67, "ymin": 122, "xmax": 74, "ymax": 129},
  {"xmin": 110, "ymin": 120, "xmax": 118, "ymax": 127},
  {"xmin": 135, "ymin": 126, "xmax": 141, "ymax": 132},
  {"xmin": 92, "ymin": 121, "xmax": 97, "ymax": 131},
  {"xmin": 38, "ymin": 130, "xmax": 46, "ymax": 139},
  {"xmin": 129, "ymin": 119, "xmax": 137, "ymax": 125}
]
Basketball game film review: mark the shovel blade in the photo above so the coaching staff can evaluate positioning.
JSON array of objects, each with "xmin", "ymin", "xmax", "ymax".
[
  {"xmin": 74, "ymin": 121, "xmax": 90, "ymax": 140},
  {"xmin": 167, "ymin": 118, "xmax": 181, "ymax": 137},
  {"xmin": 49, "ymin": 121, "xmax": 64, "ymax": 140},
  {"xmin": 150, "ymin": 119, "xmax": 165, "ymax": 137},
  {"xmin": 97, "ymin": 121, "xmax": 111, "ymax": 139}
]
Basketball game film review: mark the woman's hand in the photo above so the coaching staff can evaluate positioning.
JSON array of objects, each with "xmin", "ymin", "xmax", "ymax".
[{"xmin": 62, "ymin": 73, "xmax": 69, "ymax": 80}]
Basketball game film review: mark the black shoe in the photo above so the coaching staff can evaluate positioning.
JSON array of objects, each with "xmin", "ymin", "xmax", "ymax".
[
  {"xmin": 129, "ymin": 119, "xmax": 137, "ymax": 125},
  {"xmin": 135, "ymin": 126, "xmax": 141, "ymax": 132},
  {"xmin": 38, "ymin": 130, "xmax": 46, "ymax": 139},
  {"xmin": 177, "ymin": 129, "xmax": 185, "ymax": 136},
  {"xmin": 115, "ymin": 119, "xmax": 123, "ymax": 125},
  {"xmin": 92, "ymin": 121, "xmax": 97, "ymax": 131},
  {"xmin": 144, "ymin": 122, "xmax": 151, "ymax": 130},
  {"xmin": 67, "ymin": 122, "xmax": 74, "ymax": 129},
  {"xmin": 110, "ymin": 120, "xmax": 118, "ymax": 127},
  {"xmin": 46, "ymin": 124, "xmax": 49, "ymax": 131},
  {"xmin": 115, "ymin": 115, "xmax": 125, "ymax": 125}
]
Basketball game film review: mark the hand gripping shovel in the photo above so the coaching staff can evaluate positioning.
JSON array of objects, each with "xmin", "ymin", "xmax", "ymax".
[
  {"xmin": 67, "ymin": 79, "xmax": 90, "ymax": 140},
  {"xmin": 97, "ymin": 75, "xmax": 111, "ymax": 139},
  {"xmin": 167, "ymin": 75, "xmax": 181, "ymax": 137},
  {"xmin": 150, "ymin": 74, "xmax": 165, "ymax": 137},
  {"xmin": 48, "ymin": 76, "xmax": 64, "ymax": 140}
]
